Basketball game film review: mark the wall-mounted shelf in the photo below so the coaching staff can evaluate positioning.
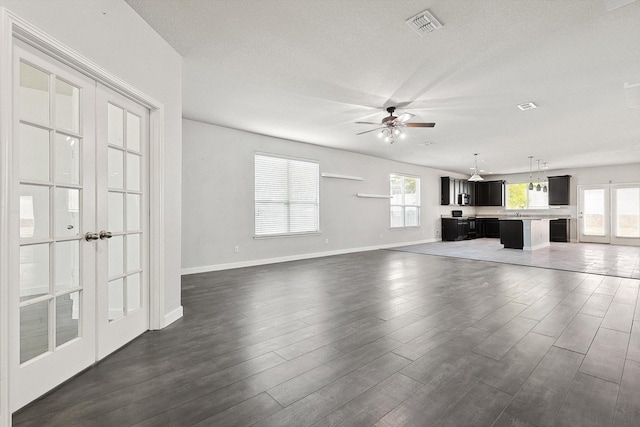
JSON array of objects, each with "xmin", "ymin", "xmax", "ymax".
[
  {"xmin": 321, "ymin": 172, "xmax": 363, "ymax": 181},
  {"xmin": 356, "ymin": 193, "xmax": 391, "ymax": 199}
]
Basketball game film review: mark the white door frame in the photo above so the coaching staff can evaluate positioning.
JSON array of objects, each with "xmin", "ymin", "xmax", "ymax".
[{"xmin": 0, "ymin": 8, "xmax": 167, "ymax": 423}]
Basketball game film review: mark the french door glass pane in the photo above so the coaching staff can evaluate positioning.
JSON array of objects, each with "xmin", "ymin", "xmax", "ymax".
[
  {"xmin": 108, "ymin": 192, "xmax": 124, "ymax": 232},
  {"xmin": 54, "ymin": 188, "xmax": 80, "ymax": 237},
  {"xmin": 54, "ymin": 134, "xmax": 80, "ymax": 184},
  {"xmin": 20, "ymin": 185, "xmax": 50, "ymax": 239},
  {"xmin": 126, "ymin": 112, "xmax": 141, "ymax": 152},
  {"xmin": 127, "ymin": 233, "xmax": 141, "ymax": 272},
  {"xmin": 107, "ymin": 103, "xmax": 124, "ymax": 146},
  {"xmin": 583, "ymin": 189, "xmax": 605, "ymax": 236},
  {"xmin": 127, "ymin": 273, "xmax": 141, "ymax": 312},
  {"xmin": 56, "ymin": 291, "xmax": 80, "ymax": 346},
  {"xmin": 20, "ymin": 244, "xmax": 50, "ymax": 301},
  {"xmin": 616, "ymin": 188, "xmax": 640, "ymax": 238},
  {"xmin": 55, "ymin": 240, "xmax": 79, "ymax": 292},
  {"xmin": 108, "ymin": 148, "xmax": 124, "ymax": 189},
  {"xmin": 20, "ymin": 124, "xmax": 50, "ymax": 182},
  {"xmin": 126, "ymin": 194, "xmax": 140, "ymax": 231},
  {"xmin": 108, "ymin": 278, "xmax": 124, "ymax": 321},
  {"xmin": 20, "ymin": 300, "xmax": 50, "ymax": 363},
  {"xmin": 55, "ymin": 78, "xmax": 80, "ymax": 133},
  {"xmin": 126, "ymin": 153, "xmax": 140, "ymax": 191},
  {"xmin": 108, "ymin": 235, "xmax": 124, "ymax": 278},
  {"xmin": 20, "ymin": 61, "xmax": 50, "ymax": 125}
]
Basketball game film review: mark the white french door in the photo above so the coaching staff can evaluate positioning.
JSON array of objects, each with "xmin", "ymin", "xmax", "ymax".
[
  {"xmin": 11, "ymin": 41, "xmax": 149, "ymax": 411},
  {"xmin": 578, "ymin": 184, "xmax": 640, "ymax": 246},
  {"xmin": 96, "ymin": 84, "xmax": 149, "ymax": 359},
  {"xmin": 578, "ymin": 185, "xmax": 610, "ymax": 243}
]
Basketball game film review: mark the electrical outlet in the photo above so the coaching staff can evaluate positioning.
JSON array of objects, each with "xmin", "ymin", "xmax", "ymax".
[
  {"xmin": 379, "ymin": 233, "xmax": 383, "ymax": 239},
  {"xmin": 234, "ymin": 246, "xmax": 239, "ymax": 253},
  {"xmin": 435, "ymin": 229, "xmax": 440, "ymax": 236},
  {"xmin": 325, "ymin": 238, "xmax": 329, "ymax": 244}
]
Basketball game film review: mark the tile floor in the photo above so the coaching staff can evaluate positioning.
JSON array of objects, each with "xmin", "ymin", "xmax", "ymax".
[
  {"xmin": 13, "ymin": 248, "xmax": 640, "ymax": 426},
  {"xmin": 392, "ymin": 239, "xmax": 640, "ymax": 279}
]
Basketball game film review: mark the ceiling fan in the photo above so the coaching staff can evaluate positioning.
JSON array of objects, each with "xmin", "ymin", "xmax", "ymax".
[{"xmin": 355, "ymin": 106, "xmax": 435, "ymax": 144}]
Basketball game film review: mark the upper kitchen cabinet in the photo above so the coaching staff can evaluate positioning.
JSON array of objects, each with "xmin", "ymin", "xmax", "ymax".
[
  {"xmin": 548, "ymin": 175, "xmax": 571, "ymax": 205},
  {"xmin": 441, "ymin": 177, "xmax": 472, "ymax": 206},
  {"xmin": 474, "ymin": 180, "xmax": 504, "ymax": 206}
]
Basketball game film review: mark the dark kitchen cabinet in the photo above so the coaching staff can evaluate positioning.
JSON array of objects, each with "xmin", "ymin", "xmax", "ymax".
[
  {"xmin": 441, "ymin": 177, "xmax": 451, "ymax": 205},
  {"xmin": 500, "ymin": 220, "xmax": 524, "ymax": 249},
  {"xmin": 442, "ymin": 218, "xmax": 468, "ymax": 241},
  {"xmin": 483, "ymin": 218, "xmax": 500, "ymax": 238},
  {"xmin": 548, "ymin": 175, "xmax": 571, "ymax": 205},
  {"xmin": 550, "ymin": 218, "xmax": 570, "ymax": 242},
  {"xmin": 472, "ymin": 180, "xmax": 504, "ymax": 206},
  {"xmin": 441, "ymin": 177, "xmax": 472, "ymax": 206}
]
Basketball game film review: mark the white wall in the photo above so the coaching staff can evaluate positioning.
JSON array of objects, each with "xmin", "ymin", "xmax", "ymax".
[
  {"xmin": 182, "ymin": 119, "xmax": 458, "ymax": 273},
  {"xmin": 0, "ymin": 0, "xmax": 183, "ymax": 318}
]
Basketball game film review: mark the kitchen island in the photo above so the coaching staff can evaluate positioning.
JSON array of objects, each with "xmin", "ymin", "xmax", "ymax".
[{"xmin": 499, "ymin": 218, "xmax": 551, "ymax": 250}]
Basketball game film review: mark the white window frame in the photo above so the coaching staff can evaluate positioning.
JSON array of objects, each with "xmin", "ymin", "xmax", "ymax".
[
  {"xmin": 505, "ymin": 181, "xmax": 549, "ymax": 210},
  {"xmin": 390, "ymin": 173, "xmax": 421, "ymax": 228},
  {"xmin": 254, "ymin": 152, "xmax": 320, "ymax": 237}
]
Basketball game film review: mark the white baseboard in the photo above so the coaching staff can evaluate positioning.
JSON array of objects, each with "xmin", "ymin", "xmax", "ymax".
[
  {"xmin": 181, "ymin": 239, "xmax": 437, "ymax": 275},
  {"xmin": 161, "ymin": 306, "xmax": 183, "ymax": 328}
]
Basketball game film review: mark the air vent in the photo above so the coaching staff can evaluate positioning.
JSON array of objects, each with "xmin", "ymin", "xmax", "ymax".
[
  {"xmin": 405, "ymin": 10, "xmax": 443, "ymax": 36},
  {"xmin": 517, "ymin": 102, "xmax": 537, "ymax": 111}
]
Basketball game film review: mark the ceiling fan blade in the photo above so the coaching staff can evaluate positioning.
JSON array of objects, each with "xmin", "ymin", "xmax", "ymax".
[
  {"xmin": 356, "ymin": 127, "xmax": 384, "ymax": 135},
  {"xmin": 405, "ymin": 122, "xmax": 436, "ymax": 128},
  {"xmin": 355, "ymin": 121, "xmax": 383, "ymax": 125},
  {"xmin": 395, "ymin": 113, "xmax": 415, "ymax": 123}
]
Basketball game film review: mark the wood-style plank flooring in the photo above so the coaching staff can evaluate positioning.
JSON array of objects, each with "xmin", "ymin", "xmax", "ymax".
[{"xmin": 13, "ymin": 249, "xmax": 640, "ymax": 426}]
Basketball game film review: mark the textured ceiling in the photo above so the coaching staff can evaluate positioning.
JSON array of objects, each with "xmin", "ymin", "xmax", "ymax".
[{"xmin": 126, "ymin": 0, "xmax": 640, "ymax": 176}]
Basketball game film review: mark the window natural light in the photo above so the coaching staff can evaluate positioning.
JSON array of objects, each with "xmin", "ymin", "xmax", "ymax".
[
  {"xmin": 390, "ymin": 174, "xmax": 421, "ymax": 228},
  {"xmin": 506, "ymin": 182, "xmax": 549, "ymax": 210},
  {"xmin": 254, "ymin": 153, "xmax": 319, "ymax": 237}
]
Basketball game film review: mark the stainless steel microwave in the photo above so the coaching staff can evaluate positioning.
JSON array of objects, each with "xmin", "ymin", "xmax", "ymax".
[{"xmin": 457, "ymin": 193, "xmax": 470, "ymax": 205}]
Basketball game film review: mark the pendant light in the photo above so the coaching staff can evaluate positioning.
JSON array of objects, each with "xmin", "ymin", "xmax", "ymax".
[
  {"xmin": 536, "ymin": 159, "xmax": 542, "ymax": 191},
  {"xmin": 542, "ymin": 162, "xmax": 548, "ymax": 192},
  {"xmin": 468, "ymin": 153, "xmax": 484, "ymax": 182},
  {"xmin": 528, "ymin": 156, "xmax": 534, "ymax": 190}
]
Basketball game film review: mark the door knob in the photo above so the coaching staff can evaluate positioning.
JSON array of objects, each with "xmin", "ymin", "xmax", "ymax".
[
  {"xmin": 99, "ymin": 230, "xmax": 113, "ymax": 240},
  {"xmin": 85, "ymin": 232, "xmax": 99, "ymax": 241}
]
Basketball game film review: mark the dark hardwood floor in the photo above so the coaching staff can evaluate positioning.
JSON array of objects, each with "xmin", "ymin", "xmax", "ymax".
[{"xmin": 13, "ymin": 249, "xmax": 640, "ymax": 426}]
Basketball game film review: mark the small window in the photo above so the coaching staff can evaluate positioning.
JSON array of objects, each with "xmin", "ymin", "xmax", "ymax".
[
  {"xmin": 390, "ymin": 174, "xmax": 421, "ymax": 228},
  {"xmin": 254, "ymin": 153, "xmax": 319, "ymax": 237},
  {"xmin": 506, "ymin": 182, "xmax": 549, "ymax": 209}
]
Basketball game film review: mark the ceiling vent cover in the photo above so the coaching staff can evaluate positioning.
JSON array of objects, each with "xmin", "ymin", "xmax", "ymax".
[
  {"xmin": 406, "ymin": 10, "xmax": 443, "ymax": 36},
  {"xmin": 517, "ymin": 102, "xmax": 538, "ymax": 111}
]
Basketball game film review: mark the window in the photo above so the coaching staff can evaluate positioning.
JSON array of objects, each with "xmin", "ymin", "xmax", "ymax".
[
  {"xmin": 390, "ymin": 174, "xmax": 421, "ymax": 227},
  {"xmin": 506, "ymin": 182, "xmax": 548, "ymax": 209},
  {"xmin": 254, "ymin": 153, "xmax": 319, "ymax": 236},
  {"xmin": 615, "ymin": 186, "xmax": 640, "ymax": 238}
]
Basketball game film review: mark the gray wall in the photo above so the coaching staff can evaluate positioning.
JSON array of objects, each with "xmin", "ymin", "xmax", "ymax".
[{"xmin": 182, "ymin": 119, "xmax": 460, "ymax": 273}]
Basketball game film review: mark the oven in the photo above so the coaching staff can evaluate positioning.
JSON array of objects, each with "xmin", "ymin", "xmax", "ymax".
[{"xmin": 467, "ymin": 217, "xmax": 477, "ymax": 239}]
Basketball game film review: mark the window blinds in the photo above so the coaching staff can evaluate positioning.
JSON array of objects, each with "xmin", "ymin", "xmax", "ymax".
[{"xmin": 255, "ymin": 154, "xmax": 319, "ymax": 236}]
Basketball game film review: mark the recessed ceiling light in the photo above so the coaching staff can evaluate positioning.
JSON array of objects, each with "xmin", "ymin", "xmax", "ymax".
[{"xmin": 517, "ymin": 102, "xmax": 537, "ymax": 111}]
